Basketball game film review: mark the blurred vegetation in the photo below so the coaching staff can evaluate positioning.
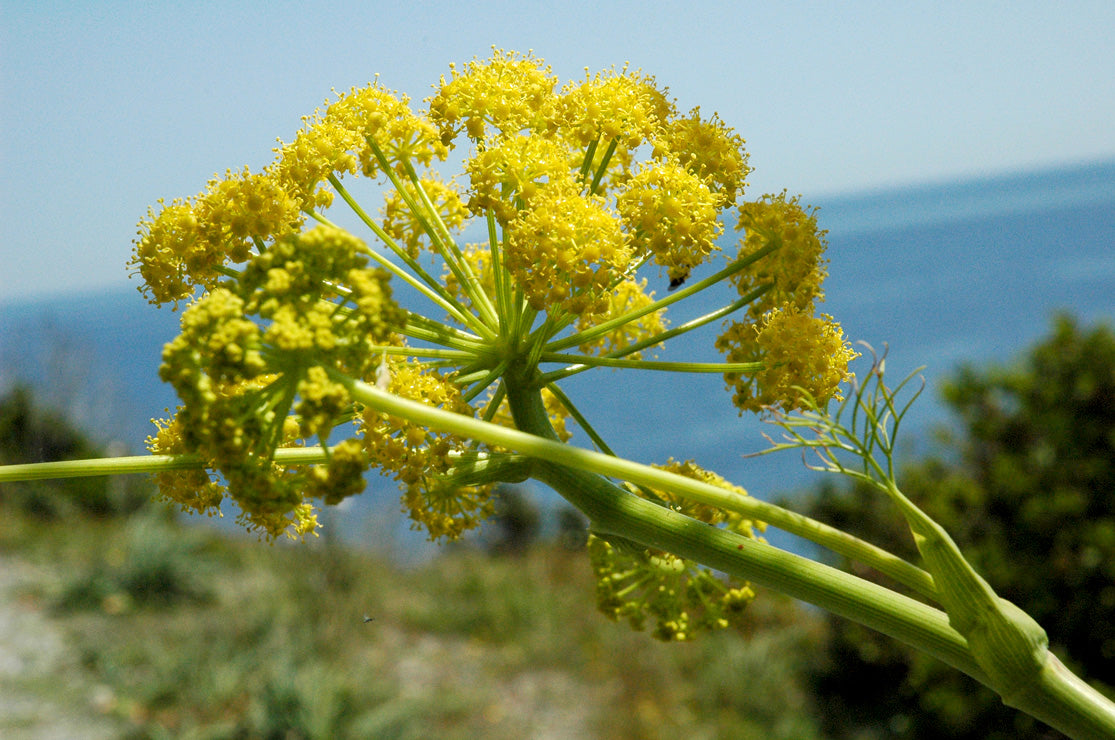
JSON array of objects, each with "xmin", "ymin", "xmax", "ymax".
[
  {"xmin": 0, "ymin": 386, "xmax": 826, "ymax": 739},
  {"xmin": 796, "ymin": 313, "xmax": 1115, "ymax": 740},
  {"xmin": 0, "ymin": 384, "xmax": 149, "ymax": 518}
]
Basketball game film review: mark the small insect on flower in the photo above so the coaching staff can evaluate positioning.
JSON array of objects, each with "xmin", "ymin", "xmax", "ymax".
[
  {"xmin": 374, "ymin": 353, "xmax": 391, "ymax": 391},
  {"xmin": 668, "ymin": 267, "xmax": 691, "ymax": 291}
]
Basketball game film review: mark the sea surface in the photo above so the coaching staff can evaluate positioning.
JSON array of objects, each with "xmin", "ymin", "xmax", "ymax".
[{"xmin": 2, "ymin": 159, "xmax": 1114, "ymax": 555}]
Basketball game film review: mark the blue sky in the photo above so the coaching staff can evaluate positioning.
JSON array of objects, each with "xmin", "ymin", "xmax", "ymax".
[{"xmin": 2, "ymin": 1, "xmax": 1113, "ymax": 301}]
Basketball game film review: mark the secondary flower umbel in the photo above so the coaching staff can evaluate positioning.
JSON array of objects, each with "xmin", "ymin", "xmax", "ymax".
[{"xmin": 133, "ymin": 49, "xmax": 855, "ymax": 639}]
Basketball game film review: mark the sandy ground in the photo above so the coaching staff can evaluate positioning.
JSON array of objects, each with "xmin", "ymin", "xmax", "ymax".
[{"xmin": 0, "ymin": 554, "xmax": 125, "ymax": 739}]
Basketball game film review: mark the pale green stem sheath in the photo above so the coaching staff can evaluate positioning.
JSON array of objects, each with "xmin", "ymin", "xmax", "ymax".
[
  {"xmin": 498, "ymin": 376, "xmax": 1115, "ymax": 740},
  {"xmin": 761, "ymin": 371, "xmax": 1115, "ymax": 739}
]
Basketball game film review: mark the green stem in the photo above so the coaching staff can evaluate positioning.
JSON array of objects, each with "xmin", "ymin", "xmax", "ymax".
[
  {"xmin": 332, "ymin": 371, "xmax": 942, "ymax": 610},
  {"xmin": 539, "ymin": 353, "xmax": 760, "ymax": 374},
  {"xmin": 326, "ymin": 174, "xmax": 494, "ymax": 339},
  {"xmin": 547, "ymin": 243, "xmax": 779, "ymax": 353},
  {"xmin": 0, "ymin": 447, "xmax": 332, "ymax": 482}
]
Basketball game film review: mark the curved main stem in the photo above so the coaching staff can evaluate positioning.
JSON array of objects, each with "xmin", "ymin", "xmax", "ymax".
[{"xmin": 331, "ymin": 368, "xmax": 981, "ymax": 680}]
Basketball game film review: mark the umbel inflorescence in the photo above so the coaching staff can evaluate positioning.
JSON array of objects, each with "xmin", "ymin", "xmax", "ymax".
[{"xmin": 131, "ymin": 50, "xmax": 856, "ymax": 640}]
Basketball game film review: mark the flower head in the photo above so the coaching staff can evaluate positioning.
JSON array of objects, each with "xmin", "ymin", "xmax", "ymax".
[
  {"xmin": 654, "ymin": 108, "xmax": 750, "ymax": 206},
  {"xmin": 427, "ymin": 49, "xmax": 558, "ymax": 144},
  {"xmin": 555, "ymin": 66, "xmax": 673, "ymax": 153},
  {"xmin": 130, "ymin": 169, "xmax": 302, "ymax": 305},
  {"xmin": 732, "ymin": 192, "xmax": 829, "ymax": 320},
  {"xmin": 717, "ymin": 305, "xmax": 858, "ymax": 414},
  {"xmin": 135, "ymin": 51, "xmax": 858, "ymax": 601},
  {"xmin": 504, "ymin": 182, "xmax": 632, "ymax": 317},
  {"xmin": 325, "ymin": 84, "xmax": 448, "ymax": 177},
  {"xmin": 617, "ymin": 159, "xmax": 723, "ymax": 285}
]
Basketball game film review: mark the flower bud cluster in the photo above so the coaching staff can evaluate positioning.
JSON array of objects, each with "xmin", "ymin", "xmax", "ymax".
[
  {"xmin": 588, "ymin": 459, "xmax": 761, "ymax": 640},
  {"xmin": 150, "ymin": 226, "xmax": 402, "ymax": 538}
]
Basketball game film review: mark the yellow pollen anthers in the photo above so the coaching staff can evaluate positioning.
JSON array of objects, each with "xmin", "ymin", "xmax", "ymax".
[
  {"xmin": 732, "ymin": 191, "xmax": 829, "ymax": 320},
  {"xmin": 556, "ymin": 65, "xmax": 674, "ymax": 154},
  {"xmin": 717, "ymin": 304, "xmax": 858, "ymax": 414},
  {"xmin": 269, "ymin": 116, "xmax": 361, "ymax": 212},
  {"xmin": 504, "ymin": 183, "xmax": 632, "ymax": 317},
  {"xmin": 617, "ymin": 159, "xmax": 723, "ymax": 285},
  {"xmin": 654, "ymin": 108, "xmax": 751, "ymax": 206},
  {"xmin": 427, "ymin": 48, "xmax": 558, "ymax": 144},
  {"xmin": 360, "ymin": 361, "xmax": 495, "ymax": 540},
  {"xmin": 130, "ymin": 169, "xmax": 302, "ymax": 305},
  {"xmin": 325, "ymin": 84, "xmax": 448, "ymax": 177},
  {"xmin": 464, "ymin": 133, "xmax": 574, "ymax": 224}
]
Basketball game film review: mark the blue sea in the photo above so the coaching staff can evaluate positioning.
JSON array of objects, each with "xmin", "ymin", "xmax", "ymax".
[{"xmin": 2, "ymin": 160, "xmax": 1114, "ymax": 555}]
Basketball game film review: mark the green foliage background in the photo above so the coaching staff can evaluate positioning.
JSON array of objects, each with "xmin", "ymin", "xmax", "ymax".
[{"xmin": 799, "ymin": 314, "xmax": 1115, "ymax": 740}]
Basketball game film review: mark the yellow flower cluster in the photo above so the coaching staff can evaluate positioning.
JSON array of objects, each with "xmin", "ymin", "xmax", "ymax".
[
  {"xmin": 135, "ymin": 48, "xmax": 858, "ymax": 556},
  {"xmin": 647, "ymin": 459, "xmax": 765, "ymax": 538},
  {"xmin": 732, "ymin": 191, "xmax": 829, "ymax": 320},
  {"xmin": 435, "ymin": 51, "xmax": 749, "ymax": 317},
  {"xmin": 653, "ymin": 109, "xmax": 750, "ymax": 206},
  {"xmin": 717, "ymin": 305, "xmax": 858, "ymax": 414},
  {"xmin": 588, "ymin": 459, "xmax": 762, "ymax": 641},
  {"xmin": 131, "ymin": 170, "xmax": 302, "ymax": 304},
  {"xmin": 132, "ymin": 83, "xmax": 444, "ymax": 306},
  {"xmin": 714, "ymin": 191, "xmax": 857, "ymax": 414},
  {"xmin": 361, "ymin": 361, "xmax": 494, "ymax": 540},
  {"xmin": 150, "ymin": 227, "xmax": 402, "ymax": 538},
  {"xmin": 428, "ymin": 48, "xmax": 557, "ymax": 143},
  {"xmin": 504, "ymin": 184, "xmax": 632, "ymax": 316},
  {"xmin": 616, "ymin": 161, "xmax": 722, "ymax": 285},
  {"xmin": 589, "ymin": 534, "xmax": 755, "ymax": 642},
  {"xmin": 556, "ymin": 66, "xmax": 672, "ymax": 153}
]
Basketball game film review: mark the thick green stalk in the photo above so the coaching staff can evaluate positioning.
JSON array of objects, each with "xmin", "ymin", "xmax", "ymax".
[
  {"xmin": 329, "ymin": 369, "xmax": 1115, "ymax": 738},
  {"xmin": 329, "ymin": 369, "xmax": 978, "ymax": 676}
]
